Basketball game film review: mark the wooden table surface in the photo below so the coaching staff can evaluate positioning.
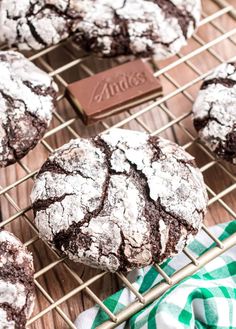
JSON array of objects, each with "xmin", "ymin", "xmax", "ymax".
[{"xmin": 1, "ymin": 1, "xmax": 236, "ymax": 328}]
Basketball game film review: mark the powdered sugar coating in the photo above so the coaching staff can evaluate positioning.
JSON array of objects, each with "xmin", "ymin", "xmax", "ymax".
[
  {"xmin": 0, "ymin": 0, "xmax": 81, "ymax": 51},
  {"xmin": 0, "ymin": 281, "xmax": 27, "ymax": 309},
  {"xmin": 0, "ymin": 230, "xmax": 35, "ymax": 327},
  {"xmin": 0, "ymin": 51, "xmax": 58, "ymax": 167},
  {"xmin": 0, "ymin": 309, "xmax": 15, "ymax": 329},
  {"xmin": 193, "ymin": 62, "xmax": 236, "ymax": 164},
  {"xmin": 73, "ymin": 0, "xmax": 201, "ymax": 59},
  {"xmin": 31, "ymin": 129, "xmax": 207, "ymax": 272},
  {"xmin": 0, "ymin": 0, "xmax": 201, "ymax": 58}
]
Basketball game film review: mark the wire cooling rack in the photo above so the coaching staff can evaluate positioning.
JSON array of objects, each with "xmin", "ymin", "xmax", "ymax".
[{"xmin": 1, "ymin": 0, "xmax": 236, "ymax": 328}]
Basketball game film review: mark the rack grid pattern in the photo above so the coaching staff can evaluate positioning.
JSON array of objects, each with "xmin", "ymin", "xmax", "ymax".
[{"xmin": 1, "ymin": 0, "xmax": 236, "ymax": 328}]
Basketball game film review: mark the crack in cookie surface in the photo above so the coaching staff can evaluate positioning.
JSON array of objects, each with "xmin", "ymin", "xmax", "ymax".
[{"xmin": 148, "ymin": 0, "xmax": 196, "ymax": 38}]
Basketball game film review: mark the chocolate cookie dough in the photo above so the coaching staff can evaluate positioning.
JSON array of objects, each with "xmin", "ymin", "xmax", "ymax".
[
  {"xmin": 31, "ymin": 129, "xmax": 208, "ymax": 272},
  {"xmin": 73, "ymin": 0, "xmax": 201, "ymax": 59},
  {"xmin": 193, "ymin": 62, "xmax": 236, "ymax": 164},
  {"xmin": 0, "ymin": 51, "xmax": 57, "ymax": 167},
  {"xmin": 0, "ymin": 0, "xmax": 80, "ymax": 50},
  {"xmin": 0, "ymin": 230, "xmax": 35, "ymax": 329}
]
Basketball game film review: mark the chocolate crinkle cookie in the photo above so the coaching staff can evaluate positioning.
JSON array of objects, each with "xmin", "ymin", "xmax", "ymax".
[
  {"xmin": 0, "ymin": 51, "xmax": 58, "ymax": 167},
  {"xmin": 0, "ymin": 0, "xmax": 80, "ymax": 51},
  {"xmin": 0, "ymin": 0, "xmax": 201, "ymax": 59},
  {"xmin": 73, "ymin": 0, "xmax": 201, "ymax": 59},
  {"xmin": 0, "ymin": 230, "xmax": 35, "ymax": 329},
  {"xmin": 31, "ymin": 129, "xmax": 208, "ymax": 272},
  {"xmin": 193, "ymin": 62, "xmax": 236, "ymax": 164}
]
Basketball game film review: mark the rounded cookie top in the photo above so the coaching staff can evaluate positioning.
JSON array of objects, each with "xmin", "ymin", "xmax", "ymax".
[
  {"xmin": 193, "ymin": 62, "xmax": 236, "ymax": 164},
  {"xmin": 0, "ymin": 51, "xmax": 58, "ymax": 167},
  {"xmin": 0, "ymin": 230, "xmax": 35, "ymax": 329},
  {"xmin": 31, "ymin": 129, "xmax": 207, "ymax": 272},
  {"xmin": 73, "ymin": 0, "xmax": 201, "ymax": 59},
  {"xmin": 0, "ymin": 0, "xmax": 80, "ymax": 51}
]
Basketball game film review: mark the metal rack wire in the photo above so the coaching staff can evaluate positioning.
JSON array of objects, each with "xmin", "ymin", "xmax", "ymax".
[{"xmin": 1, "ymin": 0, "xmax": 236, "ymax": 328}]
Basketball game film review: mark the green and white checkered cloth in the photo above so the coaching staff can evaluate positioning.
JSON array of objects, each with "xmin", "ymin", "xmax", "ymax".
[{"xmin": 75, "ymin": 221, "xmax": 236, "ymax": 329}]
